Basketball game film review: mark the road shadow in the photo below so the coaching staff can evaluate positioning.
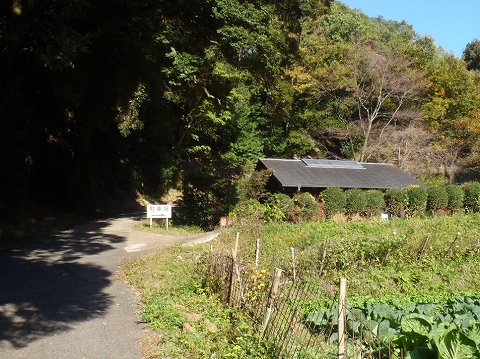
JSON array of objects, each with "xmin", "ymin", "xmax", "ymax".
[{"xmin": 0, "ymin": 218, "xmax": 129, "ymax": 348}]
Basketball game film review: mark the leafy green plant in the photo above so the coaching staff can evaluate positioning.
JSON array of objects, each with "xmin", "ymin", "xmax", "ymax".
[
  {"xmin": 321, "ymin": 187, "xmax": 346, "ymax": 218},
  {"xmin": 406, "ymin": 186, "xmax": 427, "ymax": 218},
  {"xmin": 306, "ymin": 297, "xmax": 480, "ymax": 359},
  {"xmin": 293, "ymin": 192, "xmax": 321, "ymax": 222},
  {"xmin": 463, "ymin": 182, "xmax": 480, "ymax": 213},
  {"xmin": 364, "ymin": 189, "xmax": 385, "ymax": 217},
  {"xmin": 445, "ymin": 185, "xmax": 464, "ymax": 213},
  {"xmin": 264, "ymin": 193, "xmax": 295, "ymax": 222},
  {"xmin": 384, "ymin": 188, "xmax": 407, "ymax": 218},
  {"xmin": 345, "ymin": 188, "xmax": 367, "ymax": 217},
  {"xmin": 427, "ymin": 186, "xmax": 449, "ymax": 213},
  {"xmin": 238, "ymin": 170, "xmax": 273, "ymax": 201},
  {"xmin": 230, "ymin": 199, "xmax": 266, "ymax": 223}
]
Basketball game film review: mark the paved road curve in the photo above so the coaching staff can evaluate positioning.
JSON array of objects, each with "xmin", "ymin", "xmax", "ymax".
[{"xmin": 0, "ymin": 214, "xmax": 145, "ymax": 359}]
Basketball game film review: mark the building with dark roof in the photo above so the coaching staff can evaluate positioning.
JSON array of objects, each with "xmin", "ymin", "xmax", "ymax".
[{"xmin": 257, "ymin": 158, "xmax": 425, "ymax": 196}]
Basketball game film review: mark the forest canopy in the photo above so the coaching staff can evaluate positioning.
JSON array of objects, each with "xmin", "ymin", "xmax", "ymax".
[{"xmin": 1, "ymin": 0, "xmax": 479, "ymax": 230}]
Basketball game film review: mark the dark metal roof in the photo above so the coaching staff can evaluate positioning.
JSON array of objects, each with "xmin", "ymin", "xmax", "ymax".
[{"xmin": 258, "ymin": 158, "xmax": 425, "ymax": 190}]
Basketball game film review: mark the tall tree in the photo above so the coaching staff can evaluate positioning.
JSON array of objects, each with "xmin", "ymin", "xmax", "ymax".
[
  {"xmin": 1, "ymin": 0, "xmax": 332, "ymax": 230},
  {"xmin": 349, "ymin": 45, "xmax": 427, "ymax": 161},
  {"xmin": 287, "ymin": 5, "xmax": 429, "ymax": 162},
  {"xmin": 463, "ymin": 39, "xmax": 480, "ymax": 71},
  {"xmin": 422, "ymin": 51, "xmax": 480, "ymax": 181}
]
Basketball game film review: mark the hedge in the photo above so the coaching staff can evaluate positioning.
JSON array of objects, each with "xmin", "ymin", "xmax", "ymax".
[{"xmin": 321, "ymin": 187, "xmax": 346, "ymax": 218}]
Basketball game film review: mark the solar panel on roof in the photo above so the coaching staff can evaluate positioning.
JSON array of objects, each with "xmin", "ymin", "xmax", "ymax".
[{"xmin": 302, "ymin": 159, "xmax": 365, "ymax": 169}]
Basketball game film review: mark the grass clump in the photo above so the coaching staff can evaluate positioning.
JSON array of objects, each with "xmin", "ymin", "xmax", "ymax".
[
  {"xmin": 120, "ymin": 245, "xmax": 272, "ymax": 358},
  {"xmin": 212, "ymin": 214, "xmax": 480, "ymax": 304},
  {"xmin": 134, "ymin": 219, "xmax": 204, "ymax": 236}
]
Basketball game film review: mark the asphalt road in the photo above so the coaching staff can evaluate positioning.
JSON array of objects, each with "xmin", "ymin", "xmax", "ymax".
[{"xmin": 0, "ymin": 213, "xmax": 218, "ymax": 359}]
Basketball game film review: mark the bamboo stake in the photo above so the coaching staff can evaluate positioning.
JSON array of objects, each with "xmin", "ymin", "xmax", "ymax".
[
  {"xmin": 233, "ymin": 232, "xmax": 240, "ymax": 258},
  {"xmin": 338, "ymin": 277, "xmax": 347, "ymax": 358},
  {"xmin": 417, "ymin": 233, "xmax": 431, "ymax": 261},
  {"xmin": 262, "ymin": 267, "xmax": 283, "ymax": 336},
  {"xmin": 319, "ymin": 241, "xmax": 328, "ymax": 276},
  {"xmin": 227, "ymin": 253, "xmax": 234, "ymax": 305},
  {"xmin": 291, "ymin": 247, "xmax": 296, "ymax": 282},
  {"xmin": 255, "ymin": 238, "xmax": 260, "ymax": 268},
  {"xmin": 446, "ymin": 232, "xmax": 461, "ymax": 257},
  {"xmin": 228, "ymin": 233, "xmax": 241, "ymax": 305},
  {"xmin": 232, "ymin": 247, "xmax": 245, "ymax": 306}
]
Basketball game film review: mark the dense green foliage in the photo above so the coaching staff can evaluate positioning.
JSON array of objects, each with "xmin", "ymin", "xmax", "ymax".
[
  {"xmin": 344, "ymin": 188, "xmax": 367, "ymax": 216},
  {"xmin": 463, "ymin": 182, "xmax": 480, "ymax": 213},
  {"xmin": 384, "ymin": 188, "xmax": 407, "ymax": 218},
  {"xmin": 406, "ymin": 186, "xmax": 428, "ymax": 217},
  {"xmin": 426, "ymin": 186, "xmax": 449, "ymax": 213},
  {"xmin": 307, "ymin": 297, "xmax": 480, "ymax": 358},
  {"xmin": 320, "ymin": 187, "xmax": 346, "ymax": 218},
  {"xmin": 364, "ymin": 190, "xmax": 386, "ymax": 217},
  {"xmin": 121, "ymin": 246, "xmax": 273, "ymax": 358},
  {"xmin": 445, "ymin": 184, "xmax": 465, "ymax": 212},
  {"xmin": 231, "ymin": 182, "xmax": 480, "ymax": 226},
  {"xmin": 3, "ymin": 0, "xmax": 480, "ymax": 233}
]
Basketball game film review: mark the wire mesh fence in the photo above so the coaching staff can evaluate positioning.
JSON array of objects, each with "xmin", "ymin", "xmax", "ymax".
[{"xmin": 203, "ymin": 244, "xmax": 403, "ymax": 358}]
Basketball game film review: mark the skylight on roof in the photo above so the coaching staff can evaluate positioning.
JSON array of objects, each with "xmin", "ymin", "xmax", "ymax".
[{"xmin": 302, "ymin": 159, "xmax": 365, "ymax": 169}]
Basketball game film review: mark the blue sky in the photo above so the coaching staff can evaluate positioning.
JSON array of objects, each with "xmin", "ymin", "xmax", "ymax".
[{"xmin": 340, "ymin": 1, "xmax": 480, "ymax": 58}]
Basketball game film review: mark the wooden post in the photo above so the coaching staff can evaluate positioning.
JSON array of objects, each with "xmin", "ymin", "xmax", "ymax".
[
  {"xmin": 234, "ymin": 232, "xmax": 240, "ymax": 258},
  {"xmin": 338, "ymin": 277, "xmax": 347, "ymax": 358},
  {"xmin": 228, "ymin": 233, "xmax": 240, "ymax": 305},
  {"xmin": 319, "ymin": 241, "xmax": 328, "ymax": 276},
  {"xmin": 227, "ymin": 253, "xmax": 234, "ymax": 305},
  {"xmin": 262, "ymin": 267, "xmax": 283, "ymax": 337},
  {"xmin": 446, "ymin": 232, "xmax": 461, "ymax": 257},
  {"xmin": 417, "ymin": 233, "xmax": 431, "ymax": 261},
  {"xmin": 291, "ymin": 247, "xmax": 296, "ymax": 282},
  {"xmin": 232, "ymin": 247, "xmax": 245, "ymax": 306},
  {"xmin": 255, "ymin": 238, "xmax": 260, "ymax": 268}
]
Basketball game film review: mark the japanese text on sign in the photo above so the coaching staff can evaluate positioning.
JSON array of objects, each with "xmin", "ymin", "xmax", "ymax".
[{"xmin": 146, "ymin": 204, "xmax": 172, "ymax": 219}]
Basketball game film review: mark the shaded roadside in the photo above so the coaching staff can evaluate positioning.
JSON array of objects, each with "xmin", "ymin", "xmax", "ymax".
[{"xmin": 0, "ymin": 214, "xmax": 143, "ymax": 358}]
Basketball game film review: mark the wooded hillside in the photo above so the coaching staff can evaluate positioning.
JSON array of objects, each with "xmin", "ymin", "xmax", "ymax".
[{"xmin": 1, "ymin": 0, "xmax": 480, "ymax": 230}]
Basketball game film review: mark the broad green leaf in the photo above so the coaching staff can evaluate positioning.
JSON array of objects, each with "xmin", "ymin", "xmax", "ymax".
[
  {"xmin": 402, "ymin": 314, "xmax": 433, "ymax": 336},
  {"xmin": 433, "ymin": 327, "xmax": 476, "ymax": 359}
]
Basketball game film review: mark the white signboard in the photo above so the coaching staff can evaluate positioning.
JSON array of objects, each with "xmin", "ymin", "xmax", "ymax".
[
  {"xmin": 147, "ymin": 204, "xmax": 172, "ymax": 219},
  {"xmin": 146, "ymin": 204, "xmax": 172, "ymax": 229}
]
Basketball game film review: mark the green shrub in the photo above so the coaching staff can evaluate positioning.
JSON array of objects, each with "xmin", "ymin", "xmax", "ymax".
[
  {"xmin": 238, "ymin": 169, "xmax": 273, "ymax": 201},
  {"xmin": 264, "ymin": 193, "xmax": 295, "ymax": 222},
  {"xmin": 230, "ymin": 199, "xmax": 266, "ymax": 223},
  {"xmin": 463, "ymin": 182, "xmax": 480, "ymax": 213},
  {"xmin": 364, "ymin": 190, "xmax": 386, "ymax": 217},
  {"xmin": 384, "ymin": 188, "xmax": 407, "ymax": 218},
  {"xmin": 293, "ymin": 192, "xmax": 321, "ymax": 222},
  {"xmin": 406, "ymin": 186, "xmax": 427, "ymax": 217},
  {"xmin": 426, "ymin": 187, "xmax": 449, "ymax": 213},
  {"xmin": 345, "ymin": 189, "xmax": 367, "ymax": 216},
  {"xmin": 321, "ymin": 187, "xmax": 346, "ymax": 218},
  {"xmin": 445, "ymin": 184, "xmax": 464, "ymax": 212}
]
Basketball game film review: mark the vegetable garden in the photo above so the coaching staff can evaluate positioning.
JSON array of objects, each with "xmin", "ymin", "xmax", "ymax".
[
  {"xmin": 203, "ymin": 212, "xmax": 480, "ymax": 358},
  {"xmin": 123, "ymin": 193, "xmax": 480, "ymax": 358}
]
